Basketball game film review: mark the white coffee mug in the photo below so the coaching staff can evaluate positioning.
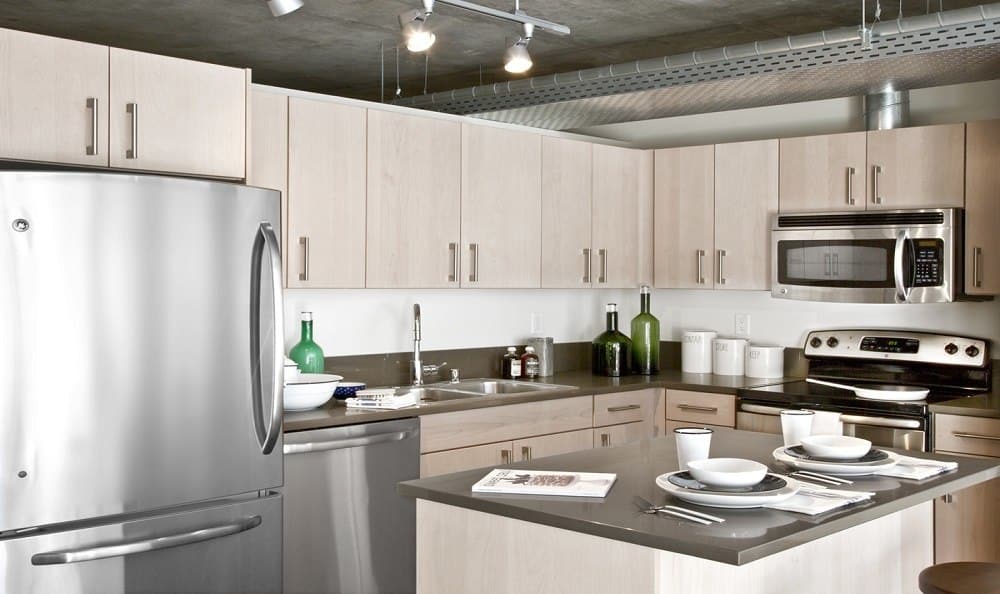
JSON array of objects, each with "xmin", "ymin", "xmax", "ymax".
[
  {"xmin": 713, "ymin": 338, "xmax": 748, "ymax": 376},
  {"xmin": 780, "ymin": 410, "xmax": 815, "ymax": 447},
  {"xmin": 746, "ymin": 345, "xmax": 785, "ymax": 378},
  {"xmin": 682, "ymin": 331, "xmax": 717, "ymax": 373},
  {"xmin": 674, "ymin": 427, "xmax": 714, "ymax": 470}
]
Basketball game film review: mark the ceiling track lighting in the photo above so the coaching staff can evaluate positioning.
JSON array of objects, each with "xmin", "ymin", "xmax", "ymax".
[
  {"xmin": 266, "ymin": 0, "xmax": 303, "ymax": 18},
  {"xmin": 399, "ymin": 0, "xmax": 437, "ymax": 52},
  {"xmin": 504, "ymin": 22, "xmax": 533, "ymax": 74}
]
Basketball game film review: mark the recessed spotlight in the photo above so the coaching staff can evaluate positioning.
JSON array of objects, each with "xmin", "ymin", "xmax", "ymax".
[
  {"xmin": 266, "ymin": 0, "xmax": 303, "ymax": 17},
  {"xmin": 400, "ymin": 0, "xmax": 436, "ymax": 53}
]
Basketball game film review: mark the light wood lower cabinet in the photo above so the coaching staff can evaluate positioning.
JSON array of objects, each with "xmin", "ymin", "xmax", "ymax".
[
  {"xmin": 665, "ymin": 390, "xmax": 736, "ymax": 427},
  {"xmin": 420, "ymin": 441, "xmax": 513, "ymax": 478},
  {"xmin": 653, "ymin": 145, "xmax": 715, "ymax": 289},
  {"xmin": 778, "ymin": 131, "xmax": 866, "ymax": 212},
  {"xmin": 515, "ymin": 429, "xmax": 594, "ymax": 462},
  {"xmin": 0, "ymin": 28, "xmax": 109, "ymax": 167},
  {"xmin": 541, "ymin": 137, "xmax": 593, "ymax": 288},
  {"xmin": 594, "ymin": 421, "xmax": 648, "ymax": 449},
  {"xmin": 965, "ymin": 119, "xmax": 1000, "ymax": 295},
  {"xmin": 935, "ymin": 414, "xmax": 1000, "ymax": 458},
  {"xmin": 594, "ymin": 389, "xmax": 660, "ymax": 428},
  {"xmin": 866, "ymin": 123, "xmax": 965, "ymax": 209}
]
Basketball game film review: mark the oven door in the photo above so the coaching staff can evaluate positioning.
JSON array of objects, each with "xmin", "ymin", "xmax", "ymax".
[
  {"xmin": 737, "ymin": 403, "xmax": 927, "ymax": 452},
  {"xmin": 771, "ymin": 226, "xmax": 955, "ymax": 304}
]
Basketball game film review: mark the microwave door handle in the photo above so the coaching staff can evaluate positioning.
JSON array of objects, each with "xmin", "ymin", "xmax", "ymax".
[{"xmin": 893, "ymin": 230, "xmax": 911, "ymax": 303}]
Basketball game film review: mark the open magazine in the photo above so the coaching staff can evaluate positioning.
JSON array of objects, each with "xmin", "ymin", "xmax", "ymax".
[{"xmin": 471, "ymin": 469, "xmax": 617, "ymax": 497}]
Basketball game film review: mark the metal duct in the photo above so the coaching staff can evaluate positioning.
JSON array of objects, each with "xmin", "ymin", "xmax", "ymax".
[
  {"xmin": 394, "ymin": 4, "xmax": 1000, "ymax": 130},
  {"xmin": 864, "ymin": 90, "xmax": 911, "ymax": 130}
]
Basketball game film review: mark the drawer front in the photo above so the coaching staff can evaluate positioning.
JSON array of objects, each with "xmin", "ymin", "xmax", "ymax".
[
  {"xmin": 935, "ymin": 414, "xmax": 1000, "ymax": 457},
  {"xmin": 514, "ymin": 429, "xmax": 594, "ymax": 462},
  {"xmin": 665, "ymin": 390, "xmax": 736, "ymax": 427},
  {"xmin": 594, "ymin": 421, "xmax": 649, "ymax": 449},
  {"xmin": 420, "ymin": 441, "xmax": 513, "ymax": 478},
  {"xmin": 594, "ymin": 389, "xmax": 660, "ymax": 427},
  {"xmin": 420, "ymin": 396, "xmax": 593, "ymax": 453}
]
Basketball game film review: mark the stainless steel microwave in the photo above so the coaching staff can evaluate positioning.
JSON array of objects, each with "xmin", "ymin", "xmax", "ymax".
[{"xmin": 771, "ymin": 209, "xmax": 972, "ymax": 304}]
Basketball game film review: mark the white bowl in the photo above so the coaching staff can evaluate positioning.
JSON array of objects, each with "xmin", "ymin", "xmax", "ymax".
[
  {"xmin": 799, "ymin": 435, "xmax": 872, "ymax": 460},
  {"xmin": 283, "ymin": 373, "xmax": 343, "ymax": 411},
  {"xmin": 686, "ymin": 458, "xmax": 769, "ymax": 488}
]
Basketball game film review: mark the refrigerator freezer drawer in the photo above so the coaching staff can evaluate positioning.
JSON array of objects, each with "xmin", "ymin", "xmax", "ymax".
[{"xmin": 1, "ymin": 493, "xmax": 281, "ymax": 594}]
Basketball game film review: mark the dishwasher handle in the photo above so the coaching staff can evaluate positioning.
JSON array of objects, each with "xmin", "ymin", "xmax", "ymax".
[{"xmin": 283, "ymin": 428, "xmax": 418, "ymax": 455}]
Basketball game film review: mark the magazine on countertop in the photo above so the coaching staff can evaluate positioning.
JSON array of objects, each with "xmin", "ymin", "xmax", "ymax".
[{"xmin": 471, "ymin": 469, "xmax": 617, "ymax": 498}]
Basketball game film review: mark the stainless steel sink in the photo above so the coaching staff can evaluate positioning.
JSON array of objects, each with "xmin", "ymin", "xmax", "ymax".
[{"xmin": 415, "ymin": 378, "xmax": 576, "ymax": 401}]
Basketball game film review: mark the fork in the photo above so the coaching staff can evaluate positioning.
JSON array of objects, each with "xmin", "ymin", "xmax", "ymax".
[{"xmin": 633, "ymin": 496, "xmax": 725, "ymax": 525}]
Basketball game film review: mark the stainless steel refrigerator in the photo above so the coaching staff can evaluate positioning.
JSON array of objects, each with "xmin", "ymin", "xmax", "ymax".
[{"xmin": 0, "ymin": 172, "xmax": 284, "ymax": 593}]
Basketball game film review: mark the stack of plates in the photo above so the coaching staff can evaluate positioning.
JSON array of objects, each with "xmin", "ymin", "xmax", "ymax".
[
  {"xmin": 656, "ymin": 471, "xmax": 801, "ymax": 509},
  {"xmin": 773, "ymin": 445, "xmax": 899, "ymax": 476}
]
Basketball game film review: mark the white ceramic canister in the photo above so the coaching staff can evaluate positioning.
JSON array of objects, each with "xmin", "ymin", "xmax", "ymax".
[
  {"xmin": 713, "ymin": 337, "xmax": 748, "ymax": 376},
  {"xmin": 682, "ymin": 330, "xmax": 717, "ymax": 373},
  {"xmin": 746, "ymin": 344, "xmax": 786, "ymax": 378}
]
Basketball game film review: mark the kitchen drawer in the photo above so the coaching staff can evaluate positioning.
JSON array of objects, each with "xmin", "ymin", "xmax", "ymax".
[
  {"xmin": 665, "ymin": 390, "xmax": 736, "ymax": 427},
  {"xmin": 420, "ymin": 396, "xmax": 593, "ymax": 453},
  {"xmin": 594, "ymin": 389, "xmax": 660, "ymax": 427},
  {"xmin": 935, "ymin": 414, "xmax": 1000, "ymax": 458},
  {"xmin": 420, "ymin": 441, "xmax": 513, "ymax": 478},
  {"xmin": 594, "ymin": 421, "xmax": 649, "ymax": 449},
  {"xmin": 514, "ymin": 429, "xmax": 594, "ymax": 462}
]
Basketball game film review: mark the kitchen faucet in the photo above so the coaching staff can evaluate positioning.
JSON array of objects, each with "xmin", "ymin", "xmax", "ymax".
[{"xmin": 412, "ymin": 304, "xmax": 447, "ymax": 385}]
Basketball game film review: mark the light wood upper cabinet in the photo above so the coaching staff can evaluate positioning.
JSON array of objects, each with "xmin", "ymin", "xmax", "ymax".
[
  {"xmin": 109, "ymin": 48, "xmax": 247, "ymax": 179},
  {"xmin": 714, "ymin": 139, "xmax": 778, "ymax": 290},
  {"xmin": 653, "ymin": 145, "xmax": 715, "ymax": 289},
  {"xmin": 965, "ymin": 119, "xmax": 1000, "ymax": 295},
  {"xmin": 286, "ymin": 98, "xmax": 366, "ymax": 288},
  {"xmin": 246, "ymin": 90, "xmax": 288, "ymax": 283},
  {"xmin": 866, "ymin": 123, "xmax": 965, "ymax": 209},
  {"xmin": 779, "ymin": 132, "xmax": 866, "ymax": 212},
  {"xmin": 0, "ymin": 28, "xmax": 109, "ymax": 166},
  {"xmin": 541, "ymin": 137, "xmax": 593, "ymax": 288},
  {"xmin": 592, "ymin": 145, "xmax": 652, "ymax": 289},
  {"xmin": 367, "ymin": 111, "xmax": 461, "ymax": 288},
  {"xmin": 461, "ymin": 124, "xmax": 541, "ymax": 288}
]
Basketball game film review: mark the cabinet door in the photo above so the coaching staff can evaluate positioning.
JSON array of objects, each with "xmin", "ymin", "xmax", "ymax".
[
  {"xmin": 934, "ymin": 474, "xmax": 999, "ymax": 563},
  {"xmin": 666, "ymin": 390, "xmax": 737, "ymax": 427},
  {"xmin": 653, "ymin": 145, "xmax": 715, "ymax": 288},
  {"xmin": 592, "ymin": 145, "xmax": 651, "ymax": 289},
  {"xmin": 461, "ymin": 124, "xmax": 541, "ymax": 288},
  {"xmin": 247, "ymin": 90, "xmax": 288, "ymax": 283},
  {"xmin": 109, "ymin": 48, "xmax": 247, "ymax": 178},
  {"xmin": 514, "ymin": 429, "xmax": 594, "ymax": 462},
  {"xmin": 594, "ymin": 421, "xmax": 648, "ymax": 449},
  {"xmin": 714, "ymin": 139, "xmax": 778, "ymax": 290},
  {"xmin": 965, "ymin": 119, "xmax": 1000, "ymax": 295},
  {"xmin": 866, "ymin": 123, "xmax": 965, "ymax": 209},
  {"xmin": 541, "ymin": 137, "xmax": 593, "ymax": 288},
  {"xmin": 367, "ymin": 111, "xmax": 461, "ymax": 288},
  {"xmin": 420, "ymin": 441, "xmax": 513, "ymax": 478},
  {"xmin": 286, "ymin": 98, "xmax": 366, "ymax": 288},
  {"xmin": 779, "ymin": 132, "xmax": 866, "ymax": 212},
  {"xmin": 0, "ymin": 28, "xmax": 108, "ymax": 166}
]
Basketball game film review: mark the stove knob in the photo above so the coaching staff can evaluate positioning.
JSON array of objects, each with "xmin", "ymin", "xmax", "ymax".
[
  {"xmin": 965, "ymin": 345, "xmax": 981, "ymax": 358},
  {"xmin": 826, "ymin": 337, "xmax": 839, "ymax": 348},
  {"xmin": 809, "ymin": 337, "xmax": 823, "ymax": 349},
  {"xmin": 944, "ymin": 343, "xmax": 959, "ymax": 355}
]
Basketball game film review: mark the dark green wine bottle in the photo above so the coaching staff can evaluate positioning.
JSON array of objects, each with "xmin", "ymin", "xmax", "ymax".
[
  {"xmin": 289, "ymin": 312, "xmax": 325, "ymax": 373},
  {"xmin": 631, "ymin": 286, "xmax": 660, "ymax": 375},
  {"xmin": 592, "ymin": 303, "xmax": 632, "ymax": 377}
]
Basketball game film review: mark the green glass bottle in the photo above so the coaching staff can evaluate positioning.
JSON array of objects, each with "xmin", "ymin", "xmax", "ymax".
[
  {"xmin": 592, "ymin": 303, "xmax": 632, "ymax": 377},
  {"xmin": 630, "ymin": 286, "xmax": 661, "ymax": 375},
  {"xmin": 289, "ymin": 312, "xmax": 325, "ymax": 374}
]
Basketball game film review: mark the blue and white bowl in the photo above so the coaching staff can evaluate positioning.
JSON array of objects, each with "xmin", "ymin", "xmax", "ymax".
[{"xmin": 333, "ymin": 382, "xmax": 367, "ymax": 400}]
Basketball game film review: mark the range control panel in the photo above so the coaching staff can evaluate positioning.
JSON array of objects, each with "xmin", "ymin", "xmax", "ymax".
[{"xmin": 804, "ymin": 329, "xmax": 988, "ymax": 367}]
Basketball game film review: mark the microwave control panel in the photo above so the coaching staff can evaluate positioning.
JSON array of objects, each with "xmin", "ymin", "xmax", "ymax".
[{"xmin": 912, "ymin": 239, "xmax": 944, "ymax": 287}]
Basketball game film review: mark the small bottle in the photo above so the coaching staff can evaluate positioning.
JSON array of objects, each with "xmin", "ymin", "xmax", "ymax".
[
  {"xmin": 592, "ymin": 303, "xmax": 632, "ymax": 377},
  {"xmin": 502, "ymin": 347, "xmax": 522, "ymax": 379},
  {"xmin": 289, "ymin": 312, "xmax": 325, "ymax": 373},
  {"xmin": 521, "ymin": 346, "xmax": 540, "ymax": 379},
  {"xmin": 631, "ymin": 286, "xmax": 661, "ymax": 375}
]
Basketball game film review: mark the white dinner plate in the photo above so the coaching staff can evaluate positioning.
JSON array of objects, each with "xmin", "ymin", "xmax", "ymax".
[
  {"xmin": 773, "ymin": 446, "xmax": 899, "ymax": 476},
  {"xmin": 656, "ymin": 472, "xmax": 801, "ymax": 509}
]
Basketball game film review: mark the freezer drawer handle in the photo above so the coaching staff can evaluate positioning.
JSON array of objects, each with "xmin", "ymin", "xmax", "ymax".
[
  {"xmin": 250, "ymin": 222, "xmax": 284, "ymax": 455},
  {"xmin": 283, "ymin": 428, "xmax": 418, "ymax": 455},
  {"xmin": 31, "ymin": 516, "xmax": 262, "ymax": 566}
]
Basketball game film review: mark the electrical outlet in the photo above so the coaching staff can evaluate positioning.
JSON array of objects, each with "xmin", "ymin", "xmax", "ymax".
[
  {"xmin": 530, "ymin": 312, "xmax": 543, "ymax": 335},
  {"xmin": 735, "ymin": 313, "xmax": 750, "ymax": 338}
]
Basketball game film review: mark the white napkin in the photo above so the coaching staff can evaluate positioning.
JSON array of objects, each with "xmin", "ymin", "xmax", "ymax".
[
  {"xmin": 875, "ymin": 455, "xmax": 957, "ymax": 480},
  {"xmin": 765, "ymin": 484, "xmax": 874, "ymax": 516},
  {"xmin": 810, "ymin": 411, "xmax": 844, "ymax": 436}
]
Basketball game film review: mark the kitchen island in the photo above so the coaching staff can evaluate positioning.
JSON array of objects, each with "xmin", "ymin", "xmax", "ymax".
[{"xmin": 399, "ymin": 429, "xmax": 1000, "ymax": 594}]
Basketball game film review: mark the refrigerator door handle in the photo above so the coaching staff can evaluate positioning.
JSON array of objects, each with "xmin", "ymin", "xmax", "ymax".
[
  {"xmin": 31, "ymin": 516, "xmax": 262, "ymax": 566},
  {"xmin": 250, "ymin": 222, "xmax": 284, "ymax": 455}
]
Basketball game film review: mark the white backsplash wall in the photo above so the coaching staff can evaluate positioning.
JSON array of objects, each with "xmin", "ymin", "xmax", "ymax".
[{"xmin": 284, "ymin": 288, "xmax": 1000, "ymax": 356}]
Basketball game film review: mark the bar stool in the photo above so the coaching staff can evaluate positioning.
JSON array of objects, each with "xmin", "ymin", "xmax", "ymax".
[{"xmin": 918, "ymin": 562, "xmax": 1000, "ymax": 594}]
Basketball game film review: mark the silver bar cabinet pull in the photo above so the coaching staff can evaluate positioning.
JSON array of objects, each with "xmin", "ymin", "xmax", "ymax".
[
  {"xmin": 500, "ymin": 449, "xmax": 511, "ymax": 464},
  {"xmin": 468, "ymin": 243, "xmax": 479, "ymax": 282},
  {"xmin": 608, "ymin": 404, "xmax": 641, "ymax": 413},
  {"xmin": 717, "ymin": 249, "xmax": 727, "ymax": 285},
  {"xmin": 521, "ymin": 446, "xmax": 532, "ymax": 461},
  {"xmin": 953, "ymin": 431, "xmax": 1000, "ymax": 442},
  {"xmin": 697, "ymin": 249, "xmax": 706, "ymax": 284},
  {"xmin": 448, "ymin": 242, "xmax": 457, "ymax": 283},
  {"xmin": 126, "ymin": 102, "xmax": 138, "ymax": 159},
  {"xmin": 678, "ymin": 403, "xmax": 718, "ymax": 413},
  {"xmin": 600, "ymin": 433, "xmax": 611, "ymax": 448},
  {"xmin": 973, "ymin": 247, "xmax": 983, "ymax": 288},
  {"xmin": 298, "ymin": 237, "xmax": 309, "ymax": 282},
  {"xmin": 846, "ymin": 166, "xmax": 855, "ymax": 205},
  {"xmin": 86, "ymin": 98, "xmax": 99, "ymax": 156},
  {"xmin": 583, "ymin": 248, "xmax": 592, "ymax": 283},
  {"xmin": 872, "ymin": 164, "xmax": 882, "ymax": 204},
  {"xmin": 598, "ymin": 248, "xmax": 607, "ymax": 284}
]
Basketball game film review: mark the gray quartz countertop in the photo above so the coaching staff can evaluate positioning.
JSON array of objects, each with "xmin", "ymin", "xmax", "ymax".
[
  {"xmin": 929, "ymin": 373, "xmax": 1000, "ymax": 419},
  {"xmin": 397, "ymin": 428, "xmax": 1000, "ymax": 565},
  {"xmin": 283, "ymin": 369, "xmax": 796, "ymax": 433}
]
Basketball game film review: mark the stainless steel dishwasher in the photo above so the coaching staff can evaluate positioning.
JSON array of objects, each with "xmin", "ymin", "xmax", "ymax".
[{"xmin": 283, "ymin": 417, "xmax": 420, "ymax": 594}]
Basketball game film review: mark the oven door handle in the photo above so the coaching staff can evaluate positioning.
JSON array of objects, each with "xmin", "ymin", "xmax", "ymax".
[
  {"xmin": 839, "ymin": 414, "xmax": 922, "ymax": 430},
  {"xmin": 893, "ymin": 229, "xmax": 912, "ymax": 303},
  {"xmin": 738, "ymin": 404, "xmax": 787, "ymax": 416}
]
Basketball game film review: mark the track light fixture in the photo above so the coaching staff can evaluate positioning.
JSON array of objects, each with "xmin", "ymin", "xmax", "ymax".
[
  {"xmin": 266, "ymin": 0, "xmax": 303, "ymax": 17},
  {"xmin": 503, "ymin": 22, "xmax": 533, "ymax": 74},
  {"xmin": 399, "ymin": 0, "xmax": 437, "ymax": 53}
]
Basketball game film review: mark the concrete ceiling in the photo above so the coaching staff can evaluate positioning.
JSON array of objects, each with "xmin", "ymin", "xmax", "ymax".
[{"xmin": 0, "ymin": 0, "xmax": 986, "ymax": 103}]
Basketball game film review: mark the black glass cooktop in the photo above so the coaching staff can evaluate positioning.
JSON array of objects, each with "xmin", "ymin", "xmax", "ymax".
[{"xmin": 737, "ymin": 380, "xmax": 983, "ymax": 417}]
